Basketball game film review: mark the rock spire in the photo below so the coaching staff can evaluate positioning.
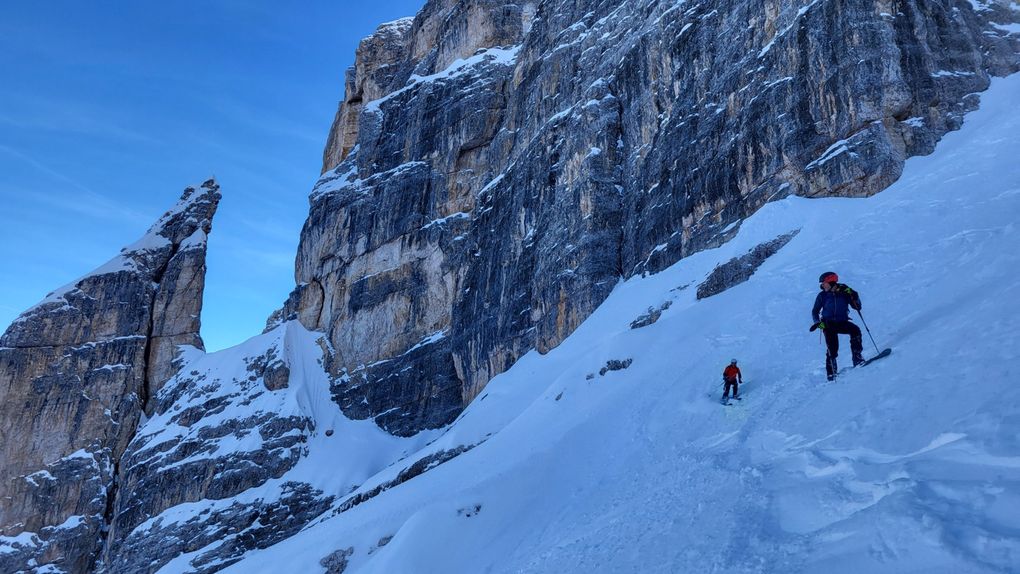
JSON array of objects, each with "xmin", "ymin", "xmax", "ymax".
[{"xmin": 0, "ymin": 180, "xmax": 220, "ymax": 573}]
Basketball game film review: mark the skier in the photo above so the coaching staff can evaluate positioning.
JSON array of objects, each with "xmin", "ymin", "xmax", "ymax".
[
  {"xmin": 721, "ymin": 359, "xmax": 742, "ymax": 403},
  {"xmin": 810, "ymin": 271, "xmax": 864, "ymax": 380}
]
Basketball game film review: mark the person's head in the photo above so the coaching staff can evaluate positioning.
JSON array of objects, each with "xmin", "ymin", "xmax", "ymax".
[
  {"xmin": 819, "ymin": 271, "xmax": 838, "ymax": 291},
  {"xmin": 730, "ymin": 359, "xmax": 738, "ymax": 365}
]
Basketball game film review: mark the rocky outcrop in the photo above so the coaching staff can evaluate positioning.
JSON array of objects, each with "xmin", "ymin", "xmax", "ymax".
[
  {"xmin": 0, "ymin": 181, "xmax": 220, "ymax": 573},
  {"xmin": 630, "ymin": 301, "xmax": 673, "ymax": 329},
  {"xmin": 697, "ymin": 230, "xmax": 800, "ymax": 299},
  {"xmin": 96, "ymin": 323, "xmax": 335, "ymax": 574},
  {"xmin": 330, "ymin": 443, "xmax": 479, "ymax": 516},
  {"xmin": 284, "ymin": 0, "xmax": 1020, "ymax": 436},
  {"xmin": 599, "ymin": 358, "xmax": 634, "ymax": 376},
  {"xmin": 107, "ymin": 480, "xmax": 331, "ymax": 574},
  {"xmin": 320, "ymin": 547, "xmax": 355, "ymax": 574}
]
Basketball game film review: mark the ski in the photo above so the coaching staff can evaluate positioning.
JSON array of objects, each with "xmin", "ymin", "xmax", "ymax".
[
  {"xmin": 713, "ymin": 381, "xmax": 748, "ymax": 405},
  {"xmin": 859, "ymin": 347, "xmax": 892, "ymax": 367},
  {"xmin": 832, "ymin": 348, "xmax": 893, "ymax": 378}
]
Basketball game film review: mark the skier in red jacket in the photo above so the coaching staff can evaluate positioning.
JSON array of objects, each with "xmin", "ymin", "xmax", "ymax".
[{"xmin": 722, "ymin": 359, "xmax": 742, "ymax": 403}]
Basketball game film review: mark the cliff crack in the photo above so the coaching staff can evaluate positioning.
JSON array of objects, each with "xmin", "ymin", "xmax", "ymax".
[{"xmin": 94, "ymin": 239, "xmax": 181, "ymax": 570}]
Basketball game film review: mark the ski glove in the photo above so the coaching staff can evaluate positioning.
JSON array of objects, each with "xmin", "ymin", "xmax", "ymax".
[
  {"xmin": 841, "ymin": 285, "xmax": 863, "ymax": 310},
  {"xmin": 809, "ymin": 321, "xmax": 825, "ymax": 332}
]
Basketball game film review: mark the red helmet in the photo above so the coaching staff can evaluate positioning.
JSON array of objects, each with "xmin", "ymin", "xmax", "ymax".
[{"xmin": 819, "ymin": 272, "xmax": 838, "ymax": 284}]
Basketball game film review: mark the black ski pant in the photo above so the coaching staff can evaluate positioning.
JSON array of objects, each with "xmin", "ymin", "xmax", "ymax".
[
  {"xmin": 822, "ymin": 320, "xmax": 864, "ymax": 378},
  {"xmin": 723, "ymin": 377, "xmax": 740, "ymax": 398}
]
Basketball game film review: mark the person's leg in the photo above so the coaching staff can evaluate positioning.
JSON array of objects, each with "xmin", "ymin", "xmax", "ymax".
[
  {"xmin": 846, "ymin": 322, "xmax": 864, "ymax": 365},
  {"xmin": 824, "ymin": 327, "xmax": 839, "ymax": 380}
]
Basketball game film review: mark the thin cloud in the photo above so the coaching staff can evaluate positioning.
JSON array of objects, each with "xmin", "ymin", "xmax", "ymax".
[
  {"xmin": 0, "ymin": 111, "xmax": 161, "ymax": 145},
  {"xmin": 0, "ymin": 91, "xmax": 163, "ymax": 145},
  {"xmin": 183, "ymin": 88, "xmax": 326, "ymax": 147},
  {"xmin": 0, "ymin": 145, "xmax": 152, "ymax": 225}
]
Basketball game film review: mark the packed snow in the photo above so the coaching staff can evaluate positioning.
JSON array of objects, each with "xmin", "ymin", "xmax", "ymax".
[{"xmin": 145, "ymin": 75, "xmax": 1020, "ymax": 573}]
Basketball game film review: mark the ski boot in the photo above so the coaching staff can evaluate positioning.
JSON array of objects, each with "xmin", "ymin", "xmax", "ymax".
[{"xmin": 826, "ymin": 355, "xmax": 838, "ymax": 381}]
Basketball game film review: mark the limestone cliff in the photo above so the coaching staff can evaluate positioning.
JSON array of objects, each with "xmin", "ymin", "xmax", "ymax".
[
  {"xmin": 0, "ymin": 181, "xmax": 220, "ymax": 573},
  {"xmin": 277, "ymin": 0, "xmax": 1020, "ymax": 436}
]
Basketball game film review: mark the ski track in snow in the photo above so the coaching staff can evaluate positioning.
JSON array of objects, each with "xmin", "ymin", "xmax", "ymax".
[{"xmin": 118, "ymin": 76, "xmax": 1020, "ymax": 573}]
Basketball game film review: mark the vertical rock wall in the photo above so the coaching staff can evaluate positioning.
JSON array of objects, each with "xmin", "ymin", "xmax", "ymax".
[
  {"xmin": 280, "ymin": 0, "xmax": 1019, "ymax": 436},
  {"xmin": 0, "ymin": 181, "xmax": 220, "ymax": 573}
]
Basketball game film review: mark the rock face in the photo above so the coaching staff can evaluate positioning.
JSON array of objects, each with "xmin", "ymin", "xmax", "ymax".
[
  {"xmin": 278, "ymin": 0, "xmax": 1020, "ymax": 436},
  {"xmin": 96, "ymin": 324, "xmax": 329, "ymax": 574},
  {"xmin": 0, "ymin": 181, "xmax": 220, "ymax": 573},
  {"xmin": 321, "ymin": 17, "xmax": 416, "ymax": 175}
]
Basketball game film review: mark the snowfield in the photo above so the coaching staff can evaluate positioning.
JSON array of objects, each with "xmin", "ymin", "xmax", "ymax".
[{"xmin": 165, "ymin": 74, "xmax": 1019, "ymax": 573}]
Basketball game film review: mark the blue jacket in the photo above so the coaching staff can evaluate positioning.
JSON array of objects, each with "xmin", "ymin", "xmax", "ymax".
[{"xmin": 812, "ymin": 283, "xmax": 861, "ymax": 323}]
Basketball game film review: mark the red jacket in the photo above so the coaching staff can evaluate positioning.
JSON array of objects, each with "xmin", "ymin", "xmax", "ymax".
[{"xmin": 723, "ymin": 365, "xmax": 742, "ymax": 382}]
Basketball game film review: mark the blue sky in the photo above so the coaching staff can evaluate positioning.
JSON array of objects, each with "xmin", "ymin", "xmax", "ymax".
[{"xmin": 0, "ymin": 1, "xmax": 425, "ymax": 351}]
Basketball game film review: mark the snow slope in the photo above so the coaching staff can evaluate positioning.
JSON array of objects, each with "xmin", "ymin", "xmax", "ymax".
[{"xmin": 197, "ymin": 75, "xmax": 1020, "ymax": 573}]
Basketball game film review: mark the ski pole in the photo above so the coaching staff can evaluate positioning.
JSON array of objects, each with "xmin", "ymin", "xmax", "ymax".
[{"xmin": 856, "ymin": 309, "xmax": 881, "ymax": 354}]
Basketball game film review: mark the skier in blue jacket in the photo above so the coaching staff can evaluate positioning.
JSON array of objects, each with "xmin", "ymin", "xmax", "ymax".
[{"xmin": 810, "ymin": 271, "xmax": 864, "ymax": 380}]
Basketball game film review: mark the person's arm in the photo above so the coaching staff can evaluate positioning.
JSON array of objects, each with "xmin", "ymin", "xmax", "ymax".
[
  {"xmin": 737, "ymin": 367, "xmax": 743, "ymax": 383},
  {"xmin": 849, "ymin": 287, "xmax": 862, "ymax": 311},
  {"xmin": 812, "ymin": 292, "xmax": 823, "ymax": 323},
  {"xmin": 838, "ymin": 284, "xmax": 862, "ymax": 311}
]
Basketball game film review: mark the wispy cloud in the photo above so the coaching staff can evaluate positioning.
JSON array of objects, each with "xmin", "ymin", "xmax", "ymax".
[
  {"xmin": 0, "ymin": 92, "xmax": 162, "ymax": 144},
  {"xmin": 0, "ymin": 145, "xmax": 152, "ymax": 225},
  {"xmin": 181, "ymin": 87, "xmax": 327, "ymax": 147},
  {"xmin": 0, "ymin": 109, "xmax": 161, "ymax": 145}
]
